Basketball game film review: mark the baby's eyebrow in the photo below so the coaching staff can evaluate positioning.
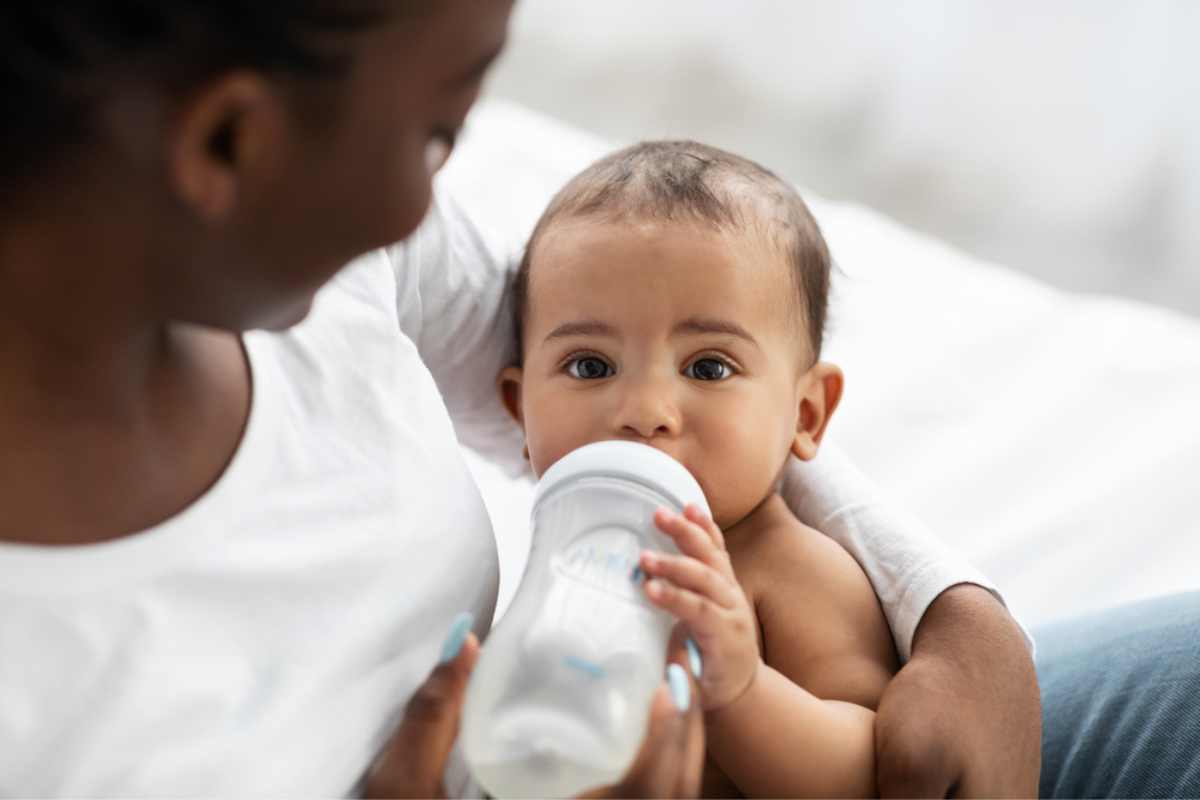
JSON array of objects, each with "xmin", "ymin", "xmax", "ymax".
[
  {"xmin": 544, "ymin": 319, "xmax": 618, "ymax": 342},
  {"xmin": 673, "ymin": 316, "xmax": 759, "ymax": 347}
]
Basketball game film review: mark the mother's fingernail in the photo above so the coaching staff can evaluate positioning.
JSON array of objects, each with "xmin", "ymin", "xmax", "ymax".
[
  {"xmin": 685, "ymin": 638, "xmax": 703, "ymax": 679},
  {"xmin": 667, "ymin": 663, "xmax": 691, "ymax": 712},
  {"xmin": 439, "ymin": 611, "xmax": 474, "ymax": 664}
]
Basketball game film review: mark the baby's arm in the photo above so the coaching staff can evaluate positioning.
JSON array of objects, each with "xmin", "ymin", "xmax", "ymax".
[
  {"xmin": 709, "ymin": 518, "xmax": 898, "ymax": 797},
  {"xmin": 642, "ymin": 504, "xmax": 897, "ymax": 798}
]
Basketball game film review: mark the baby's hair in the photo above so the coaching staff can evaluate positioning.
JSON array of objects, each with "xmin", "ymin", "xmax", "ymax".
[{"xmin": 513, "ymin": 140, "xmax": 831, "ymax": 362}]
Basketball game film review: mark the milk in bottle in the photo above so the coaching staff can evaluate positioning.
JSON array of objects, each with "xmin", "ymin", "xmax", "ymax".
[{"xmin": 462, "ymin": 441, "xmax": 709, "ymax": 798}]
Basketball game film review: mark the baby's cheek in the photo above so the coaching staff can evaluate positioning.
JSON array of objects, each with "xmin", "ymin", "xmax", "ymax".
[
  {"xmin": 708, "ymin": 472, "xmax": 774, "ymax": 528},
  {"xmin": 524, "ymin": 410, "xmax": 599, "ymax": 479},
  {"xmin": 524, "ymin": 425, "xmax": 565, "ymax": 478},
  {"xmin": 703, "ymin": 416, "xmax": 787, "ymax": 527}
]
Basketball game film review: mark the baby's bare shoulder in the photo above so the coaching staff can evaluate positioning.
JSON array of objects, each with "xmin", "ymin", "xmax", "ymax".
[
  {"xmin": 733, "ymin": 502, "xmax": 864, "ymax": 598},
  {"xmin": 742, "ymin": 503, "xmax": 899, "ymax": 707}
]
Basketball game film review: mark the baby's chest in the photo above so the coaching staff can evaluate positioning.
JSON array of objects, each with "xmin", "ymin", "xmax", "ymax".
[{"xmin": 728, "ymin": 539, "xmax": 848, "ymax": 710}]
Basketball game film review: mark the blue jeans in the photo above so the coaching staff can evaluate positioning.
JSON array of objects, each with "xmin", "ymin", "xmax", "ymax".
[{"xmin": 1036, "ymin": 591, "xmax": 1200, "ymax": 798}]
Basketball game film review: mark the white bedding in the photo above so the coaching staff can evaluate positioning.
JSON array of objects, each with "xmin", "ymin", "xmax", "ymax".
[{"xmin": 442, "ymin": 100, "xmax": 1200, "ymax": 630}]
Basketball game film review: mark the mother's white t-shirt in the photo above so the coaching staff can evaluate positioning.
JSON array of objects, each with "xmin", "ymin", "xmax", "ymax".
[
  {"xmin": 0, "ymin": 190, "xmax": 1002, "ymax": 796},
  {"xmin": 0, "ymin": 229, "xmax": 505, "ymax": 794}
]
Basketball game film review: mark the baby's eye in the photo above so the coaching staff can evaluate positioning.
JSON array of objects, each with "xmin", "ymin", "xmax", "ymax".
[
  {"xmin": 684, "ymin": 357, "xmax": 733, "ymax": 381},
  {"xmin": 566, "ymin": 356, "xmax": 614, "ymax": 380}
]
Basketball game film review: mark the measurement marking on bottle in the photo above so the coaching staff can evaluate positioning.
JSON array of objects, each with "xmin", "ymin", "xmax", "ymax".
[{"xmin": 563, "ymin": 655, "xmax": 606, "ymax": 679}]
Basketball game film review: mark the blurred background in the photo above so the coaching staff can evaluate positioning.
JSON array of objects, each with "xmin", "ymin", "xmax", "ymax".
[{"xmin": 485, "ymin": 0, "xmax": 1200, "ymax": 317}]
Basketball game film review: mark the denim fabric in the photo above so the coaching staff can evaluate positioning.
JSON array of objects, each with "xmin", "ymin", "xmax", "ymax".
[{"xmin": 1036, "ymin": 591, "xmax": 1200, "ymax": 798}]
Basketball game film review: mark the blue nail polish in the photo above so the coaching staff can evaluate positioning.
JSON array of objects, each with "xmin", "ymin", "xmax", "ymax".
[
  {"xmin": 440, "ymin": 611, "xmax": 474, "ymax": 664},
  {"xmin": 667, "ymin": 663, "xmax": 690, "ymax": 712},
  {"xmin": 685, "ymin": 638, "xmax": 703, "ymax": 679}
]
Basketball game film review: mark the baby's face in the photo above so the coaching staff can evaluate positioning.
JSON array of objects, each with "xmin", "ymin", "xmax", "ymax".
[{"xmin": 506, "ymin": 218, "xmax": 835, "ymax": 529}]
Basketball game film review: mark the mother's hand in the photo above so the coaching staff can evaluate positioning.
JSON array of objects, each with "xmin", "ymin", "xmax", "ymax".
[
  {"xmin": 366, "ymin": 624, "xmax": 705, "ymax": 799},
  {"xmin": 584, "ymin": 656, "xmax": 706, "ymax": 799},
  {"xmin": 874, "ymin": 585, "xmax": 1041, "ymax": 797},
  {"xmin": 364, "ymin": 621, "xmax": 482, "ymax": 798}
]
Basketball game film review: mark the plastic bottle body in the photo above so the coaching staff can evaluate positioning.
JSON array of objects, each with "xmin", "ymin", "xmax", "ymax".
[{"xmin": 462, "ymin": 444, "xmax": 705, "ymax": 798}]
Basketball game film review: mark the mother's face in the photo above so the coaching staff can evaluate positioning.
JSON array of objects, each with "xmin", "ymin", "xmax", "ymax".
[{"xmin": 164, "ymin": 0, "xmax": 513, "ymax": 330}]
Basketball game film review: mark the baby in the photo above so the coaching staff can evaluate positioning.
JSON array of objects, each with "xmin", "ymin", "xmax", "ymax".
[{"xmin": 498, "ymin": 141, "xmax": 899, "ymax": 797}]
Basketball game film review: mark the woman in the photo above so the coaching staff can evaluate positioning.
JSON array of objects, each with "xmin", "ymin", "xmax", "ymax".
[{"xmin": 2, "ymin": 1, "xmax": 1190, "ymax": 797}]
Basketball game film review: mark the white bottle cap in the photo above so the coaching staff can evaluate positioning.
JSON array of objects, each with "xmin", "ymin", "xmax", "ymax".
[{"xmin": 533, "ymin": 441, "xmax": 711, "ymax": 517}]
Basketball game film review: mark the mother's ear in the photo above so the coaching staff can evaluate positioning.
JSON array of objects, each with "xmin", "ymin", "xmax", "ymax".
[
  {"xmin": 791, "ymin": 362, "xmax": 844, "ymax": 461},
  {"xmin": 169, "ymin": 71, "xmax": 286, "ymax": 223}
]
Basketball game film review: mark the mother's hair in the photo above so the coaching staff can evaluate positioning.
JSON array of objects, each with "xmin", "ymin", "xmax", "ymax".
[{"xmin": 0, "ymin": 1, "xmax": 406, "ymax": 196}]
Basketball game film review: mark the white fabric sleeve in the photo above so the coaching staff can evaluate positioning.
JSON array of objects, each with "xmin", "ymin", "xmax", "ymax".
[
  {"xmin": 386, "ymin": 181, "xmax": 528, "ymax": 475},
  {"xmin": 781, "ymin": 442, "xmax": 1036, "ymax": 662}
]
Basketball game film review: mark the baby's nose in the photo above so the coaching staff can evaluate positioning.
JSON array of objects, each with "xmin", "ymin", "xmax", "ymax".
[{"xmin": 615, "ymin": 382, "xmax": 681, "ymax": 440}]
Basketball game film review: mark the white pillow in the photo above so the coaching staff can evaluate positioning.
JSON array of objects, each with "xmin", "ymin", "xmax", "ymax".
[{"xmin": 443, "ymin": 99, "xmax": 1200, "ymax": 628}]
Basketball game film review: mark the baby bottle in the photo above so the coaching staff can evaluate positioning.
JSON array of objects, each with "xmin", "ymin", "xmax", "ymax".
[{"xmin": 462, "ymin": 440, "xmax": 709, "ymax": 798}]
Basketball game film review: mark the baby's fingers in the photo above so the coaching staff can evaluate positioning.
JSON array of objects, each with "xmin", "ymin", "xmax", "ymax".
[
  {"xmin": 644, "ymin": 577, "xmax": 721, "ymax": 634},
  {"xmin": 653, "ymin": 507, "xmax": 729, "ymax": 573},
  {"xmin": 640, "ymin": 551, "xmax": 739, "ymax": 610},
  {"xmin": 683, "ymin": 504, "xmax": 726, "ymax": 551}
]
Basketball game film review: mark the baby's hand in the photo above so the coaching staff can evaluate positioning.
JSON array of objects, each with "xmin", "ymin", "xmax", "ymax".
[{"xmin": 640, "ymin": 505, "xmax": 759, "ymax": 712}]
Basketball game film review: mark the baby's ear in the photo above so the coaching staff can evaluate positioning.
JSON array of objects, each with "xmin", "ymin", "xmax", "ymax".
[
  {"xmin": 497, "ymin": 366, "xmax": 526, "ymax": 428},
  {"xmin": 791, "ymin": 362, "xmax": 844, "ymax": 461}
]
